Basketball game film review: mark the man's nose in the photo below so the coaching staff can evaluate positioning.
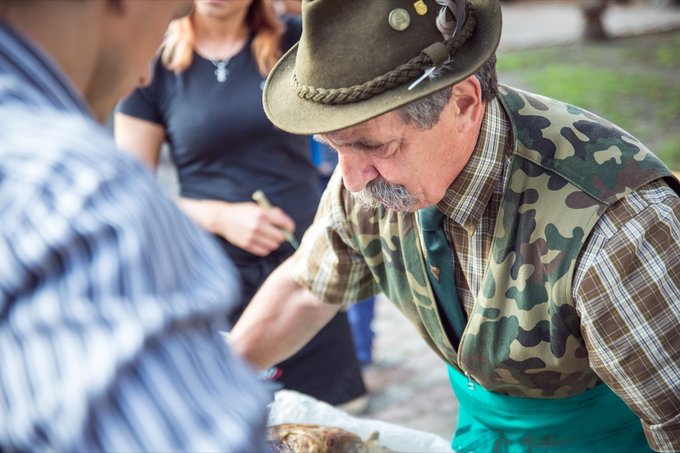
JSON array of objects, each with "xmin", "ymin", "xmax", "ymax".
[{"xmin": 337, "ymin": 151, "xmax": 378, "ymax": 192}]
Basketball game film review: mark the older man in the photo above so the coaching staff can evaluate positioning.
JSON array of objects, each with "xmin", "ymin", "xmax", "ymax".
[
  {"xmin": 230, "ymin": 0, "xmax": 680, "ymax": 451},
  {"xmin": 0, "ymin": 0, "xmax": 269, "ymax": 450}
]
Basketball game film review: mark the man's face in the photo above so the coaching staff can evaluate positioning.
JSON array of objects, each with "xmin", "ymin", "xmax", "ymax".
[
  {"xmin": 317, "ymin": 99, "xmax": 468, "ymax": 212},
  {"xmin": 88, "ymin": 0, "xmax": 193, "ymax": 120}
]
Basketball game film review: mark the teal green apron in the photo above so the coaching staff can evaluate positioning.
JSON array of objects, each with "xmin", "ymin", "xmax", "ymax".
[
  {"xmin": 448, "ymin": 366, "xmax": 653, "ymax": 453},
  {"xmin": 417, "ymin": 206, "xmax": 653, "ymax": 453}
]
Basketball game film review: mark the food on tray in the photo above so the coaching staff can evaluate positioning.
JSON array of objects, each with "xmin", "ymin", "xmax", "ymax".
[{"xmin": 267, "ymin": 423, "xmax": 392, "ymax": 453}]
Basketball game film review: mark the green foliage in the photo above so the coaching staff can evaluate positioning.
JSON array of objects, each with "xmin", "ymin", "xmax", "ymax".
[
  {"xmin": 655, "ymin": 135, "xmax": 680, "ymax": 170},
  {"xmin": 654, "ymin": 36, "xmax": 680, "ymax": 67}
]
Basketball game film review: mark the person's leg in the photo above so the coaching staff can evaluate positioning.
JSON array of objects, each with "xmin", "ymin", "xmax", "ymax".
[{"xmin": 346, "ymin": 297, "xmax": 376, "ymax": 366}]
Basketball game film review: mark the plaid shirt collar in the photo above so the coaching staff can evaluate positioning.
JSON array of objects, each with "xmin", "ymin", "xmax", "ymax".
[{"xmin": 436, "ymin": 98, "xmax": 511, "ymax": 234}]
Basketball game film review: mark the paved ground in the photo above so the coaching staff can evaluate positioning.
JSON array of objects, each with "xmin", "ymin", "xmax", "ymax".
[
  {"xmin": 352, "ymin": 0, "xmax": 680, "ymax": 446},
  {"xmin": 499, "ymin": 0, "xmax": 680, "ymax": 51}
]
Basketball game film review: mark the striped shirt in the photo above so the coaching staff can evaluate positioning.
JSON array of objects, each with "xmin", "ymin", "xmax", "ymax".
[
  {"xmin": 0, "ymin": 22, "xmax": 270, "ymax": 452},
  {"xmin": 292, "ymin": 98, "xmax": 680, "ymax": 450}
]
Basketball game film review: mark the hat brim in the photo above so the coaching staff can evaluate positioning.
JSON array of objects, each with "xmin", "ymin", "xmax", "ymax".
[{"xmin": 263, "ymin": 0, "xmax": 502, "ymax": 135}]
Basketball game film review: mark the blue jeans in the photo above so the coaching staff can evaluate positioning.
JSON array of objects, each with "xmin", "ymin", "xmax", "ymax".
[{"xmin": 347, "ymin": 297, "xmax": 376, "ymax": 366}]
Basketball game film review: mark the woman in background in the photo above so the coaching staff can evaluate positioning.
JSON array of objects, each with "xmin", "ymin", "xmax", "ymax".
[{"xmin": 115, "ymin": 0, "xmax": 367, "ymax": 410}]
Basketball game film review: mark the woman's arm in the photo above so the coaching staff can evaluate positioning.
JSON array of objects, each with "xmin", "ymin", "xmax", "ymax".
[
  {"xmin": 114, "ymin": 112, "xmax": 296, "ymax": 256},
  {"xmin": 177, "ymin": 197, "xmax": 295, "ymax": 257},
  {"xmin": 114, "ymin": 112, "xmax": 165, "ymax": 170}
]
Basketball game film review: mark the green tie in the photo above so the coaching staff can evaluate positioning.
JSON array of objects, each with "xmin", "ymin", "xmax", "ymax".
[{"xmin": 418, "ymin": 205, "xmax": 467, "ymax": 349}]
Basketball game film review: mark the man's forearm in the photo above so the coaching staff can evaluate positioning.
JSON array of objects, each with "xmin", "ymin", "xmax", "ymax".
[{"xmin": 229, "ymin": 258, "xmax": 340, "ymax": 370}]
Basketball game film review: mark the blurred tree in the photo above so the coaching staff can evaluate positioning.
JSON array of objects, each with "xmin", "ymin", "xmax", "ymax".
[{"xmin": 580, "ymin": 0, "xmax": 609, "ymax": 40}]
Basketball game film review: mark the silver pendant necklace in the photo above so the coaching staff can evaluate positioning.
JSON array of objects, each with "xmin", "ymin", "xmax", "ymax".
[{"xmin": 209, "ymin": 57, "xmax": 231, "ymax": 83}]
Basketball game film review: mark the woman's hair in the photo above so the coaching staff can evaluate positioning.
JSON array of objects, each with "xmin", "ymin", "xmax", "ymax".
[{"xmin": 161, "ymin": 0, "xmax": 285, "ymax": 77}]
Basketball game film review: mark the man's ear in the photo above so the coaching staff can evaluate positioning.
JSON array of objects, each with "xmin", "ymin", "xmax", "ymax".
[{"xmin": 452, "ymin": 76, "xmax": 483, "ymax": 132}]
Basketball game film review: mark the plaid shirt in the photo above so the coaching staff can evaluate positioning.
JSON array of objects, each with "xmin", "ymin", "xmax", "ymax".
[{"xmin": 291, "ymin": 98, "xmax": 680, "ymax": 450}]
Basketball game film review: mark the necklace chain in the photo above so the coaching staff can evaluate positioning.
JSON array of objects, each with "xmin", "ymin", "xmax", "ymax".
[
  {"xmin": 199, "ymin": 36, "xmax": 247, "ymax": 83},
  {"xmin": 208, "ymin": 56, "xmax": 231, "ymax": 83}
]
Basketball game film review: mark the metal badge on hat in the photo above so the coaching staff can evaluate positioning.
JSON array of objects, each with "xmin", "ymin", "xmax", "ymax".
[{"xmin": 414, "ymin": 0, "xmax": 428, "ymax": 15}]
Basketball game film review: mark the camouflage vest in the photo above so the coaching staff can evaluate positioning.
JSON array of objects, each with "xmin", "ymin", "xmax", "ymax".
[{"xmin": 345, "ymin": 85, "xmax": 678, "ymax": 398}]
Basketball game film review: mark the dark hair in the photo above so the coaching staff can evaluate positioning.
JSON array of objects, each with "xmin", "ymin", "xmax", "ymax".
[{"xmin": 399, "ymin": 54, "xmax": 498, "ymax": 128}]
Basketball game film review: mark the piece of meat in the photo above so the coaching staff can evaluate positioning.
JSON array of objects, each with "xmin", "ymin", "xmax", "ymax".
[{"xmin": 267, "ymin": 423, "xmax": 391, "ymax": 453}]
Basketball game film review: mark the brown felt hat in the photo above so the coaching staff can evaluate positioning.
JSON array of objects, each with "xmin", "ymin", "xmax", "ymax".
[{"xmin": 263, "ymin": 0, "xmax": 502, "ymax": 135}]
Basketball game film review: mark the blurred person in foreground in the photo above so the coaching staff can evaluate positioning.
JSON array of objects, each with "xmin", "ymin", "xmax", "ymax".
[
  {"xmin": 0, "ymin": 0, "xmax": 269, "ymax": 451},
  {"xmin": 115, "ymin": 0, "xmax": 367, "ymax": 409},
  {"xmin": 230, "ymin": 0, "xmax": 680, "ymax": 451}
]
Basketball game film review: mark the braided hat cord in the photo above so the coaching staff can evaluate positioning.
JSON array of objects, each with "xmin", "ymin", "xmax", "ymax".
[{"xmin": 293, "ymin": 9, "xmax": 477, "ymax": 105}]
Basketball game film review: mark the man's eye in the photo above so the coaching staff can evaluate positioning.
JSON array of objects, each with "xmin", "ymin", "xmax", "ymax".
[
  {"xmin": 353, "ymin": 143, "xmax": 383, "ymax": 151},
  {"xmin": 369, "ymin": 144, "xmax": 397, "ymax": 158}
]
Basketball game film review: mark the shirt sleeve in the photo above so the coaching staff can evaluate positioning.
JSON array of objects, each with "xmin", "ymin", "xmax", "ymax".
[
  {"xmin": 574, "ymin": 178, "xmax": 680, "ymax": 452},
  {"xmin": 116, "ymin": 57, "xmax": 165, "ymax": 125},
  {"xmin": 0, "ymin": 122, "xmax": 270, "ymax": 451},
  {"xmin": 289, "ymin": 168, "xmax": 377, "ymax": 306}
]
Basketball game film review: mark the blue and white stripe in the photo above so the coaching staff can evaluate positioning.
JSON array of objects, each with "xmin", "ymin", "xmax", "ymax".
[{"xmin": 0, "ymin": 21, "xmax": 270, "ymax": 452}]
